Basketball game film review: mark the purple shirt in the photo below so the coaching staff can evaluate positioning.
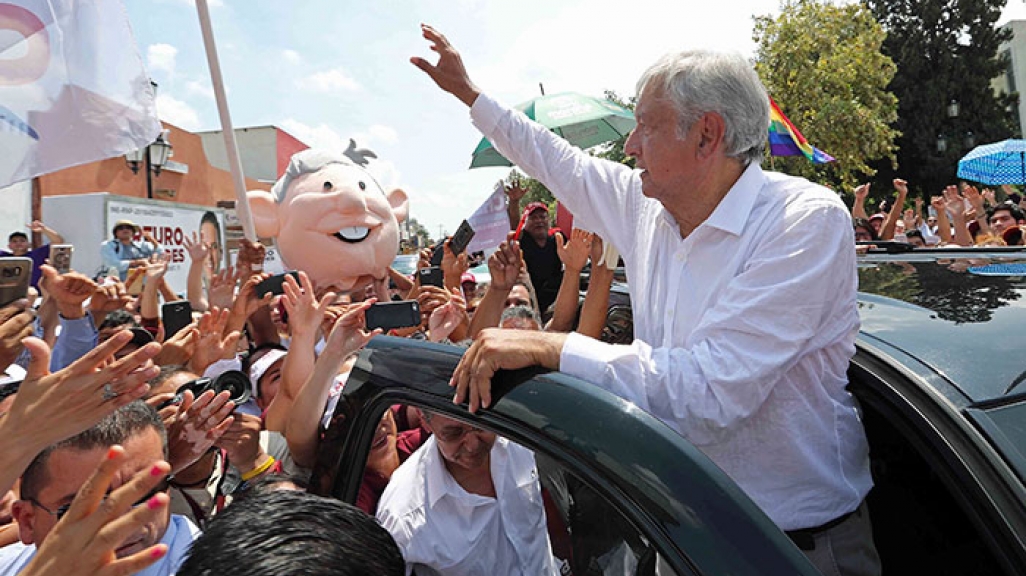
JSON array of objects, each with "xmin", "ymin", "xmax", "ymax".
[{"xmin": 0, "ymin": 245, "xmax": 49, "ymax": 288}]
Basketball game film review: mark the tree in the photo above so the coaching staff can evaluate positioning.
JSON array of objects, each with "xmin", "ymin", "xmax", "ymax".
[
  {"xmin": 754, "ymin": 0, "xmax": 900, "ymax": 192},
  {"xmin": 402, "ymin": 217, "xmax": 431, "ymax": 252},
  {"xmin": 867, "ymin": 0, "xmax": 1018, "ymax": 201}
]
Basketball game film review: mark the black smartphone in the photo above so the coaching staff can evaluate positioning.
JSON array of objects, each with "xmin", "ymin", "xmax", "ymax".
[
  {"xmin": 365, "ymin": 300, "xmax": 421, "ymax": 331},
  {"xmin": 161, "ymin": 300, "xmax": 193, "ymax": 339},
  {"xmin": 49, "ymin": 244, "xmax": 73, "ymax": 274},
  {"xmin": 418, "ymin": 266, "xmax": 443, "ymax": 288},
  {"xmin": 429, "ymin": 239, "xmax": 445, "ymax": 267},
  {"xmin": 254, "ymin": 271, "xmax": 300, "ymax": 298},
  {"xmin": 0, "ymin": 258, "xmax": 31, "ymax": 307},
  {"xmin": 449, "ymin": 220, "xmax": 476, "ymax": 257}
]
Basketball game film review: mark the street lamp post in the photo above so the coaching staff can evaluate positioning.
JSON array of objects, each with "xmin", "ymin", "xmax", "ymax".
[{"xmin": 125, "ymin": 130, "xmax": 172, "ymax": 199}]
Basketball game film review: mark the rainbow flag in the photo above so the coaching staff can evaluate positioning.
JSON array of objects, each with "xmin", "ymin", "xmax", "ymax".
[{"xmin": 768, "ymin": 98, "xmax": 835, "ymax": 164}]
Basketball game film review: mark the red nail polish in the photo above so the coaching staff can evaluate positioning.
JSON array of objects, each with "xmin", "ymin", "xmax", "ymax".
[
  {"xmin": 150, "ymin": 546, "xmax": 167, "ymax": 560},
  {"xmin": 150, "ymin": 465, "xmax": 164, "ymax": 477},
  {"xmin": 147, "ymin": 495, "xmax": 164, "ymax": 510},
  {"xmin": 106, "ymin": 447, "xmax": 120, "ymax": 460}
]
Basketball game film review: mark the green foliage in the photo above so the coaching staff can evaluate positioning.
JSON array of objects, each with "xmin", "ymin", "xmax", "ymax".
[
  {"xmin": 867, "ymin": 0, "xmax": 1018, "ymax": 200},
  {"xmin": 754, "ymin": 0, "xmax": 900, "ymax": 191}
]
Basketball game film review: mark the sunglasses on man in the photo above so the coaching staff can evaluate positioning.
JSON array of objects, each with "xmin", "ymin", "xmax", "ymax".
[{"xmin": 25, "ymin": 474, "xmax": 173, "ymax": 522}]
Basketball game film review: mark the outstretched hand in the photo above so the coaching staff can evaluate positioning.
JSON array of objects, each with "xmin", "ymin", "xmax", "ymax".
[{"xmin": 410, "ymin": 24, "xmax": 481, "ymax": 107}]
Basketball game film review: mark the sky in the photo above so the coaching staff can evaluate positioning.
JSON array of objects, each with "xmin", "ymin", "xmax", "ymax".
[{"xmin": 125, "ymin": 0, "xmax": 1026, "ymax": 238}]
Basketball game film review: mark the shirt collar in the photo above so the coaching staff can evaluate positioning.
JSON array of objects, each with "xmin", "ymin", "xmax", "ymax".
[{"xmin": 701, "ymin": 162, "xmax": 766, "ymax": 236}]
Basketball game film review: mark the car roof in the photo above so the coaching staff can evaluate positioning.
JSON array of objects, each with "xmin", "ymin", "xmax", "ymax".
[{"xmin": 857, "ymin": 248, "xmax": 1026, "ymax": 403}]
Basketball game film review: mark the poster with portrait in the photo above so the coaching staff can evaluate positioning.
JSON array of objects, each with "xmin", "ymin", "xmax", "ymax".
[{"xmin": 105, "ymin": 197, "xmax": 227, "ymax": 295}]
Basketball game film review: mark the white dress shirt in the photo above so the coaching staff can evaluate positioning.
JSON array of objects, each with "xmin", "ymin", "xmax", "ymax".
[
  {"xmin": 471, "ymin": 93, "xmax": 872, "ymax": 531},
  {"xmin": 376, "ymin": 436, "xmax": 559, "ymax": 576}
]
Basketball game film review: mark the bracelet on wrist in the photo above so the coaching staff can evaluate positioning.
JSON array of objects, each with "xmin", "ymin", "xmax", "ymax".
[{"xmin": 241, "ymin": 455, "xmax": 275, "ymax": 481}]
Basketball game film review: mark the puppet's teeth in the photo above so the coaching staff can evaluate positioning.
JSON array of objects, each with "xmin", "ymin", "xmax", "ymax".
[{"xmin": 336, "ymin": 227, "xmax": 370, "ymax": 242}]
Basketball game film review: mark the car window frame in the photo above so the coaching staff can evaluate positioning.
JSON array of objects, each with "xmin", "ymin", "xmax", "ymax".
[{"xmin": 309, "ymin": 337, "xmax": 819, "ymax": 576}]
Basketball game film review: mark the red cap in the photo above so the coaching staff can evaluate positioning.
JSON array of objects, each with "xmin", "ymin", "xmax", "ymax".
[
  {"xmin": 524, "ymin": 202, "xmax": 549, "ymax": 216},
  {"xmin": 460, "ymin": 272, "xmax": 476, "ymax": 284}
]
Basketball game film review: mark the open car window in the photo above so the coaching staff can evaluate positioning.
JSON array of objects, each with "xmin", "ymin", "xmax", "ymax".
[{"xmin": 349, "ymin": 403, "xmax": 682, "ymax": 576}]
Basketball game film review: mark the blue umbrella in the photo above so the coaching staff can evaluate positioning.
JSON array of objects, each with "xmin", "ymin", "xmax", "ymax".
[{"xmin": 957, "ymin": 139, "xmax": 1026, "ymax": 185}]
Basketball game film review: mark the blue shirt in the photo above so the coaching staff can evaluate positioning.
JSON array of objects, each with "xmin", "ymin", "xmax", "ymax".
[
  {"xmin": 99, "ymin": 239, "xmax": 161, "ymax": 280},
  {"xmin": 0, "ymin": 245, "xmax": 49, "ymax": 288},
  {"xmin": 0, "ymin": 514, "xmax": 199, "ymax": 576}
]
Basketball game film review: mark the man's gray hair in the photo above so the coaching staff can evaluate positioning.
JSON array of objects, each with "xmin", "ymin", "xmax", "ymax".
[
  {"xmin": 499, "ymin": 305, "xmax": 541, "ymax": 329},
  {"xmin": 636, "ymin": 50, "xmax": 770, "ymax": 165},
  {"xmin": 271, "ymin": 146, "xmax": 380, "ymax": 204}
]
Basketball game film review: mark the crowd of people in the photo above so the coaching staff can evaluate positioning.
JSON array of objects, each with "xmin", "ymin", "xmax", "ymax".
[
  {"xmin": 8, "ymin": 19, "xmax": 1007, "ymax": 576},
  {"xmin": 851, "ymin": 179, "xmax": 1026, "ymax": 248}
]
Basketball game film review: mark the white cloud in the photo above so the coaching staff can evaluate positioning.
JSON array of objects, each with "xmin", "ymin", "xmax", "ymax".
[
  {"xmin": 282, "ymin": 49, "xmax": 302, "ymax": 64},
  {"xmin": 352, "ymin": 124, "xmax": 398, "ymax": 148},
  {"xmin": 147, "ymin": 44, "xmax": 178, "ymax": 77},
  {"xmin": 185, "ymin": 80, "xmax": 215, "ymax": 100},
  {"xmin": 280, "ymin": 118, "xmax": 347, "ymax": 152},
  {"xmin": 155, "ymin": 94, "xmax": 201, "ymax": 130},
  {"xmin": 299, "ymin": 68, "xmax": 361, "ymax": 93}
]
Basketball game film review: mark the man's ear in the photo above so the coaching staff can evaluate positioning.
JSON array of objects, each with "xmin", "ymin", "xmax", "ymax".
[
  {"xmin": 388, "ymin": 188, "xmax": 409, "ymax": 223},
  {"xmin": 697, "ymin": 112, "xmax": 726, "ymax": 158},
  {"xmin": 247, "ymin": 191, "xmax": 280, "ymax": 238},
  {"xmin": 11, "ymin": 500, "xmax": 36, "ymax": 545}
]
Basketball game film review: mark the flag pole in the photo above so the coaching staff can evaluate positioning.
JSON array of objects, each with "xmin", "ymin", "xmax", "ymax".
[{"xmin": 195, "ymin": 0, "xmax": 257, "ymax": 244}]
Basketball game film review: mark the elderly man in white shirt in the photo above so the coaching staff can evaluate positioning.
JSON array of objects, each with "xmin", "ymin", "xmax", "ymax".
[
  {"xmin": 412, "ymin": 25, "xmax": 880, "ymax": 576},
  {"xmin": 376, "ymin": 412, "xmax": 560, "ymax": 576}
]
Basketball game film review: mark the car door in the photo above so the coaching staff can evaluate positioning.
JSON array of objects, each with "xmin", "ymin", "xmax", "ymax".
[{"xmin": 309, "ymin": 337, "xmax": 818, "ymax": 576}]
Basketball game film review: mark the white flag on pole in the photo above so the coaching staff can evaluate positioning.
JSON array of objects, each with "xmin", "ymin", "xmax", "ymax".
[
  {"xmin": 0, "ymin": 0, "xmax": 161, "ymax": 187},
  {"xmin": 466, "ymin": 180, "xmax": 511, "ymax": 254}
]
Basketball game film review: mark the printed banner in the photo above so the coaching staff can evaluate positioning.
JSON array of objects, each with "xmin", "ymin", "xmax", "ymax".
[
  {"xmin": 466, "ymin": 180, "xmax": 511, "ymax": 254},
  {"xmin": 0, "ymin": 0, "xmax": 161, "ymax": 186},
  {"xmin": 106, "ymin": 199, "xmax": 226, "ymax": 294}
]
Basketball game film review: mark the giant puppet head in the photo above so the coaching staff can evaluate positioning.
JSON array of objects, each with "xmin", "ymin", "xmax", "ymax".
[{"xmin": 248, "ymin": 147, "xmax": 408, "ymax": 293}]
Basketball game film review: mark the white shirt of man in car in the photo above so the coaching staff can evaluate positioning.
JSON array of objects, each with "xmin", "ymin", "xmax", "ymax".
[{"xmin": 376, "ymin": 413, "xmax": 559, "ymax": 576}]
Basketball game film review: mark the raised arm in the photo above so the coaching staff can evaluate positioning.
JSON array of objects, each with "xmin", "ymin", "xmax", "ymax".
[
  {"xmin": 182, "ymin": 231, "xmax": 210, "ymax": 312},
  {"xmin": 577, "ymin": 236, "xmax": 615, "ymax": 339},
  {"xmin": 467, "ymin": 232, "xmax": 521, "ymax": 338},
  {"xmin": 931, "ymin": 195, "xmax": 953, "ymax": 244},
  {"xmin": 850, "ymin": 184, "xmax": 870, "ymax": 220},
  {"xmin": 264, "ymin": 271, "xmax": 333, "ymax": 431},
  {"xmin": 285, "ymin": 300, "xmax": 380, "ymax": 467},
  {"xmin": 878, "ymin": 179, "xmax": 908, "ymax": 241},
  {"xmin": 545, "ymin": 229, "xmax": 591, "ymax": 333},
  {"xmin": 28, "ymin": 220, "xmax": 64, "ymax": 245},
  {"xmin": 943, "ymin": 185, "xmax": 974, "ymax": 246}
]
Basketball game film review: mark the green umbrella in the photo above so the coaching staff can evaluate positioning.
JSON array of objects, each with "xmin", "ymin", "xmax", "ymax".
[{"xmin": 470, "ymin": 92, "xmax": 636, "ymax": 168}]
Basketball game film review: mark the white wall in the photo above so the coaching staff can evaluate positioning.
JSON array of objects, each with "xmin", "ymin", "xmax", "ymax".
[{"xmin": 0, "ymin": 180, "xmax": 33, "ymax": 243}]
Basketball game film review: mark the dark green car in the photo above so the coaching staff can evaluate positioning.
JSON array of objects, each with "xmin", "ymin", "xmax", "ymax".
[{"xmin": 311, "ymin": 248, "xmax": 1026, "ymax": 575}]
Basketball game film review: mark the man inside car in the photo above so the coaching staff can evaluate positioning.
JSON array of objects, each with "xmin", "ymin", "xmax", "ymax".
[{"xmin": 375, "ymin": 411, "xmax": 560, "ymax": 575}]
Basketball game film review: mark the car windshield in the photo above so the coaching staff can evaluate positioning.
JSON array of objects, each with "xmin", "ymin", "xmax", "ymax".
[
  {"xmin": 857, "ymin": 248, "xmax": 1026, "ymax": 401},
  {"xmin": 391, "ymin": 254, "xmax": 418, "ymax": 276}
]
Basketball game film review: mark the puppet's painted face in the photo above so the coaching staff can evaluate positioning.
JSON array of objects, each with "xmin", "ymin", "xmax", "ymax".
[{"xmin": 252, "ymin": 161, "xmax": 407, "ymax": 293}]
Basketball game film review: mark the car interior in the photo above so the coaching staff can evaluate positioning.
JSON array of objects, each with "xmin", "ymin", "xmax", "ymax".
[
  {"xmin": 848, "ymin": 365, "xmax": 1007, "ymax": 576},
  {"xmin": 355, "ymin": 402, "xmax": 679, "ymax": 576}
]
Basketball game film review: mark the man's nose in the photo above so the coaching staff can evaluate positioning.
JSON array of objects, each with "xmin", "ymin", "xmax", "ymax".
[{"xmin": 624, "ymin": 128, "xmax": 640, "ymax": 159}]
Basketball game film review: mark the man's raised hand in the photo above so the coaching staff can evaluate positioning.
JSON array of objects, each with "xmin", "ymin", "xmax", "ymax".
[{"xmin": 411, "ymin": 24, "xmax": 481, "ymax": 107}]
